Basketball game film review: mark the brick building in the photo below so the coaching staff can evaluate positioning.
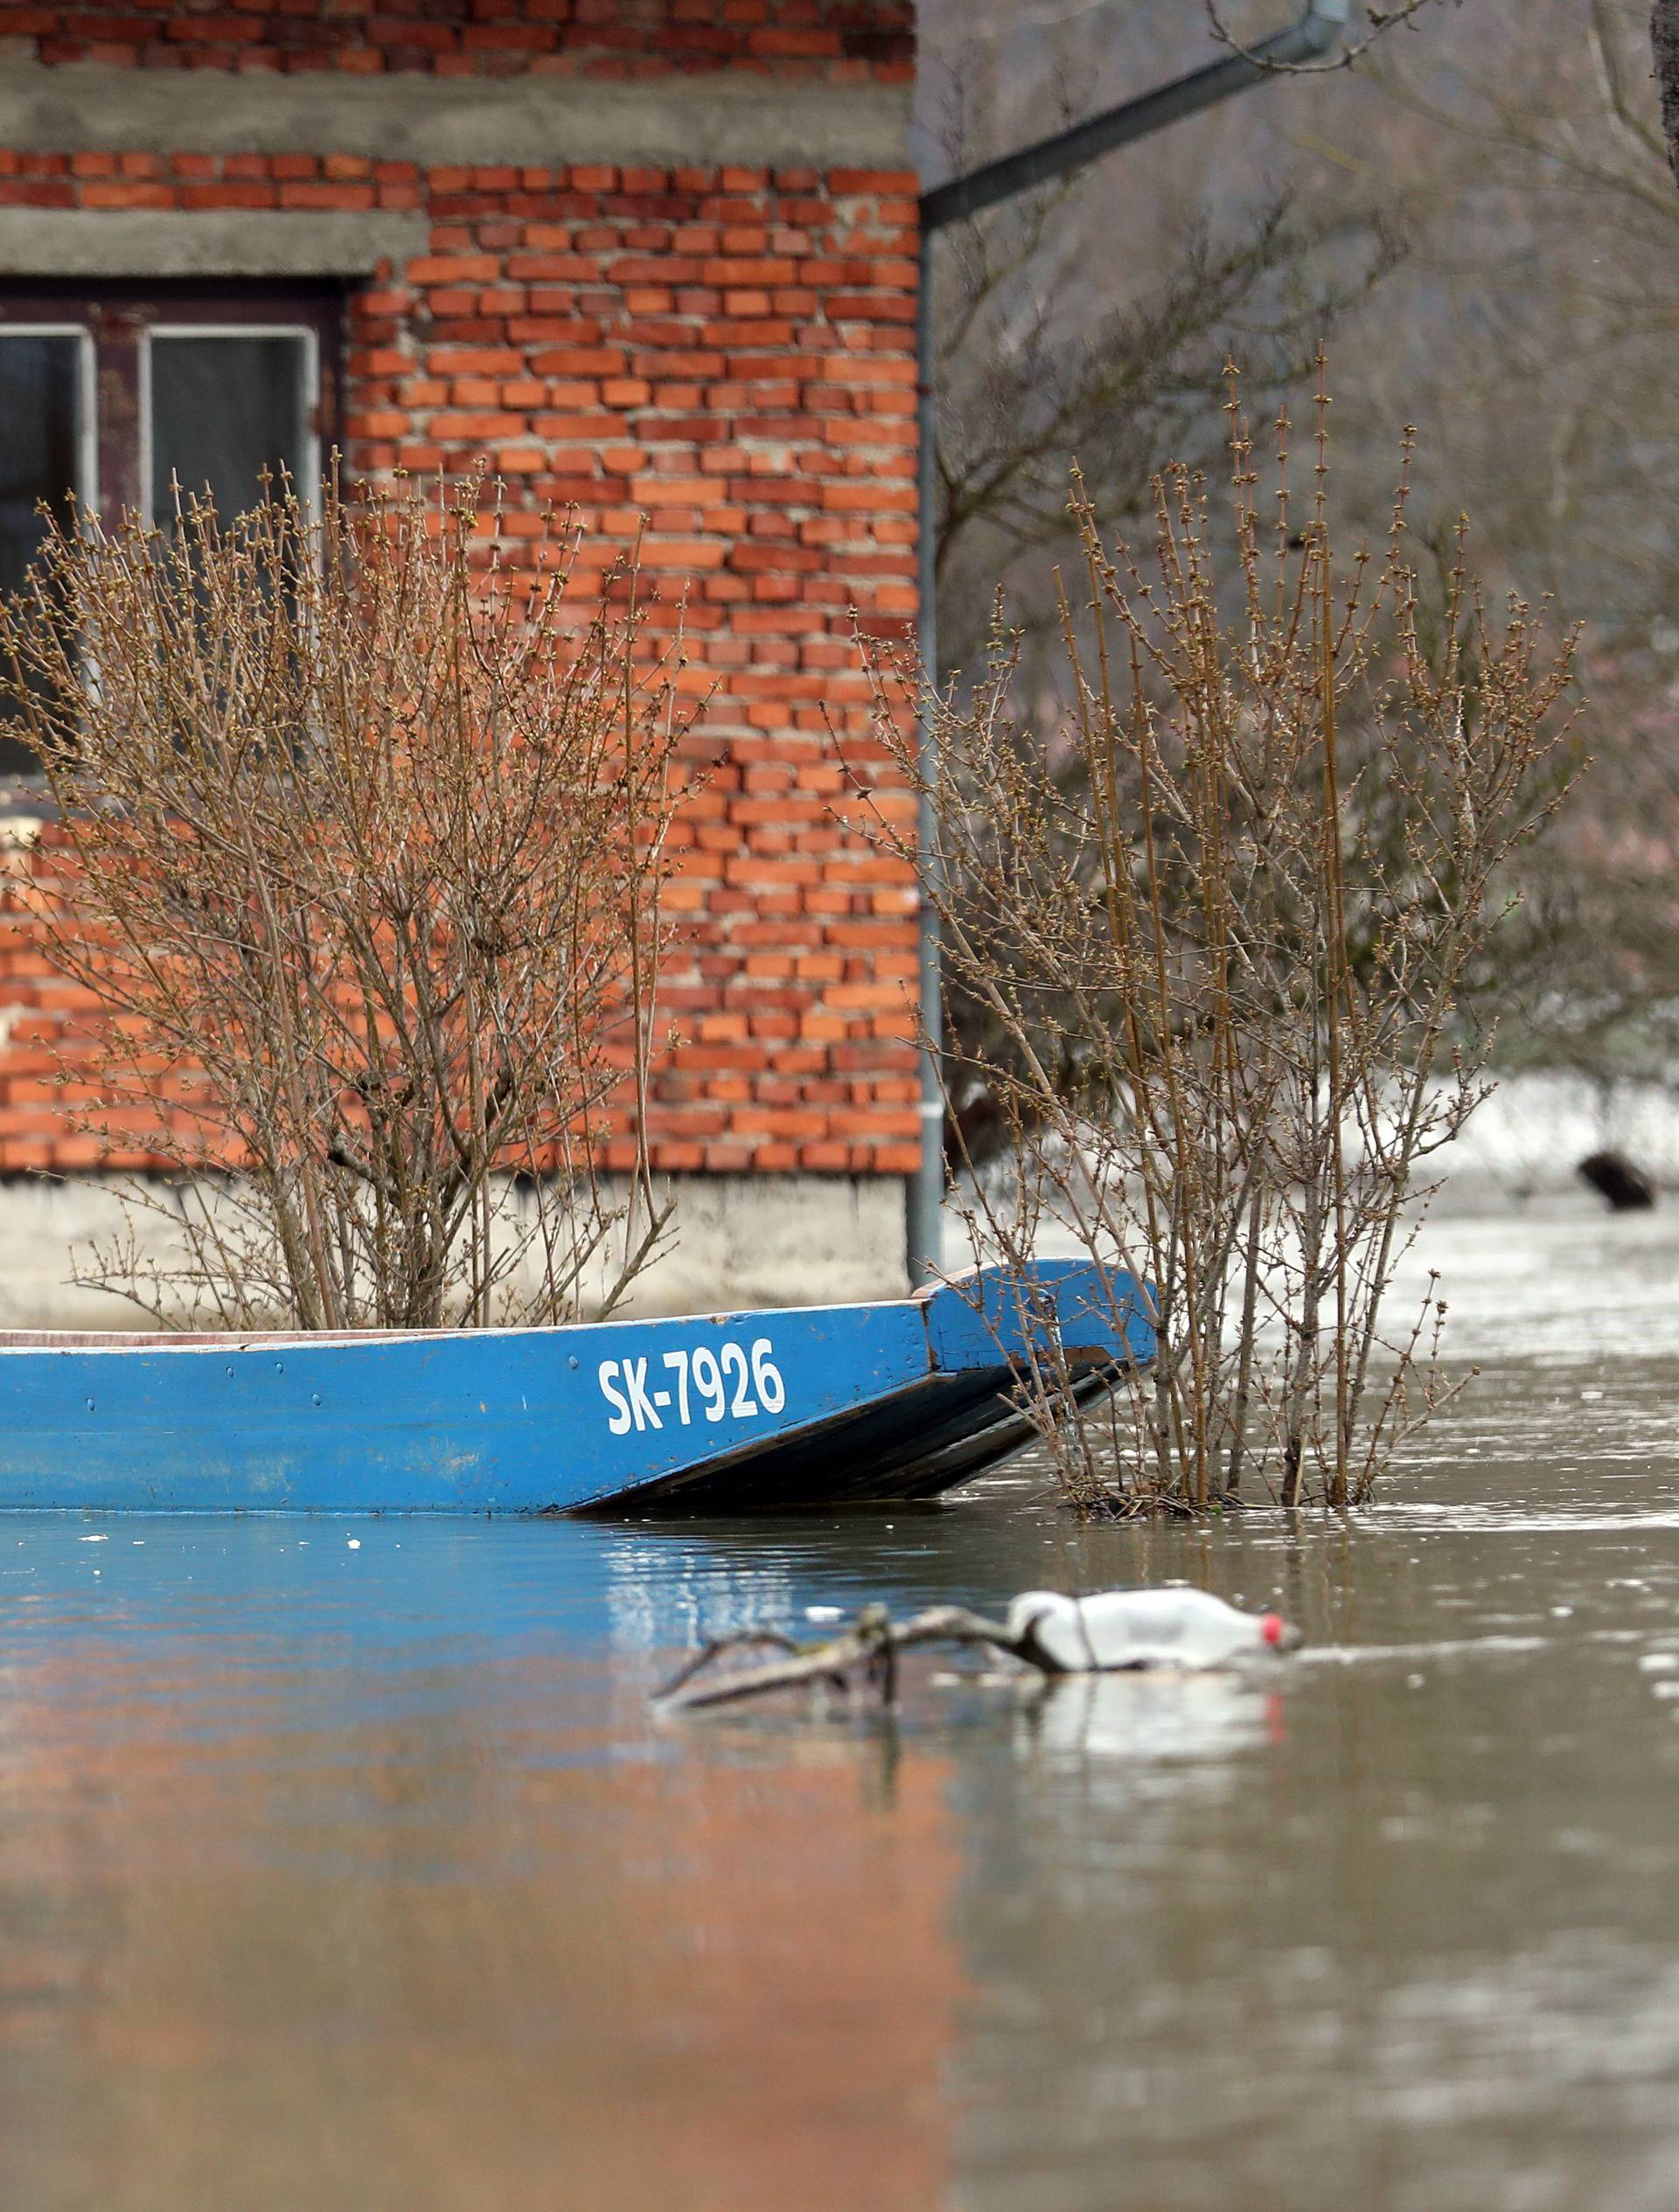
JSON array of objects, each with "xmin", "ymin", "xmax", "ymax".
[{"xmin": 0, "ymin": 3, "xmax": 923, "ymax": 1318}]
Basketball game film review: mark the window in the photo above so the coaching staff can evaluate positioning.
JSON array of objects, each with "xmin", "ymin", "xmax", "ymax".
[
  {"xmin": 0, "ymin": 286, "xmax": 338, "ymax": 776},
  {"xmin": 148, "ymin": 329, "xmax": 318, "ymax": 529},
  {"xmin": 0, "ymin": 330, "xmax": 94, "ymax": 601}
]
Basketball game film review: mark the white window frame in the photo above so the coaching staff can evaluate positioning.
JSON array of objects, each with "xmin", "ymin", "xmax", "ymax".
[
  {"xmin": 0, "ymin": 323, "xmax": 100, "ymax": 525},
  {"xmin": 141, "ymin": 323, "xmax": 320, "ymax": 528}
]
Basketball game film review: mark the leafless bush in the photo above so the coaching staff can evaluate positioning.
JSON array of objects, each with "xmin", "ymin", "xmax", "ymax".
[
  {"xmin": 0, "ymin": 475, "xmax": 693, "ymax": 1330},
  {"xmin": 866, "ymin": 381, "xmax": 1580, "ymax": 1513}
]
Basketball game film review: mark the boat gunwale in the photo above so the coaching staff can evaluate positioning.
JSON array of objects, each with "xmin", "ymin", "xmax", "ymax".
[
  {"xmin": 0, "ymin": 1301, "xmax": 929, "ymax": 1357},
  {"xmin": 0, "ymin": 1265, "xmax": 998, "ymax": 1359}
]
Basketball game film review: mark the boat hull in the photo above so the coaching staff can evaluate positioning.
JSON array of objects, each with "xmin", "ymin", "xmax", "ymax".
[{"xmin": 0, "ymin": 1261, "xmax": 1153, "ymax": 1514}]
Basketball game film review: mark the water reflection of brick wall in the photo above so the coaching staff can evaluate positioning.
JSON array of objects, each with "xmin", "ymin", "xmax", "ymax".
[{"xmin": 0, "ymin": 1694, "xmax": 962, "ymax": 2211}]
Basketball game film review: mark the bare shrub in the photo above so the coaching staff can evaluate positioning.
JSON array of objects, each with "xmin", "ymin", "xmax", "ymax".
[
  {"xmin": 865, "ymin": 382, "xmax": 1581, "ymax": 1513},
  {"xmin": 0, "ymin": 476, "xmax": 692, "ymax": 1331}
]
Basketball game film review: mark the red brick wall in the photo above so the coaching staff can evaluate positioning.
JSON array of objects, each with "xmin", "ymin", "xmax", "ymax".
[
  {"xmin": 0, "ymin": 36, "xmax": 923, "ymax": 1181},
  {"xmin": 0, "ymin": 3, "xmax": 913, "ymax": 80}
]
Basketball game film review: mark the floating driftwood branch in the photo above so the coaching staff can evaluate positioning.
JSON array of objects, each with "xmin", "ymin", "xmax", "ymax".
[{"xmin": 651, "ymin": 1603, "xmax": 1044, "ymax": 1715}]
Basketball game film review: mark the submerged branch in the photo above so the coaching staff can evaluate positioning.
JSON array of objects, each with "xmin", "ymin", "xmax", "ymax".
[{"xmin": 652, "ymin": 1605, "xmax": 1045, "ymax": 1714}]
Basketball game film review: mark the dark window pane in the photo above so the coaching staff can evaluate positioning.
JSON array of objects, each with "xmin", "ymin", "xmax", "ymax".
[
  {"xmin": 149, "ymin": 334, "xmax": 310, "ymax": 525},
  {"xmin": 0, "ymin": 334, "xmax": 82, "ymax": 776}
]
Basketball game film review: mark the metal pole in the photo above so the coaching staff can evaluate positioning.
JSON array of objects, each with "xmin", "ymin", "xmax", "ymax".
[
  {"xmin": 905, "ymin": 0, "xmax": 1348, "ymax": 1283},
  {"xmin": 919, "ymin": 0, "xmax": 1349, "ymax": 235},
  {"xmin": 907, "ymin": 220, "xmax": 945, "ymax": 1284}
]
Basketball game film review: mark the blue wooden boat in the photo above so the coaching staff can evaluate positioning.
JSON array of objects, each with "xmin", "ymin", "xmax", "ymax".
[{"xmin": 0, "ymin": 1260, "xmax": 1152, "ymax": 1514}]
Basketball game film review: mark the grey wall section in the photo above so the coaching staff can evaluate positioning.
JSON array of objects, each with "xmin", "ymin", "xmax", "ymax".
[
  {"xmin": 0, "ymin": 208, "xmax": 429, "ymax": 278},
  {"xmin": 0, "ymin": 1173, "xmax": 911, "ymax": 1327},
  {"xmin": 0, "ymin": 57, "xmax": 912, "ymax": 169}
]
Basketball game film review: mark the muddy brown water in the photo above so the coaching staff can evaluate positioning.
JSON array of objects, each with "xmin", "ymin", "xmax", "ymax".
[{"xmin": 4, "ymin": 1207, "xmax": 1679, "ymax": 2211}]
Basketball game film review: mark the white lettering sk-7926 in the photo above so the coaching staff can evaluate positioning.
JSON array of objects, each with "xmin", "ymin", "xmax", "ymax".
[{"xmin": 597, "ymin": 1338, "xmax": 786, "ymax": 1435}]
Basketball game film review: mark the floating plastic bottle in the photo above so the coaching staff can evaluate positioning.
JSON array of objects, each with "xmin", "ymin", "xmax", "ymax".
[{"xmin": 1004, "ymin": 1586, "xmax": 1302, "ymax": 1673}]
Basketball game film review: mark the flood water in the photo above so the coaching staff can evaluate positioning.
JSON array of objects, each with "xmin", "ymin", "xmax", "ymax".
[{"xmin": 5, "ymin": 1206, "xmax": 1679, "ymax": 2211}]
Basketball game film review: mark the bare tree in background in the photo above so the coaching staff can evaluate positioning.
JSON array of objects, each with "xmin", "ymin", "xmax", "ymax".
[
  {"xmin": 0, "ymin": 477, "xmax": 691, "ymax": 1331},
  {"xmin": 923, "ymin": 1, "xmax": 1487, "ymax": 681},
  {"xmin": 923, "ymin": 21, "xmax": 1403, "ymax": 678},
  {"xmin": 1334, "ymin": 0, "xmax": 1679, "ymax": 1087}
]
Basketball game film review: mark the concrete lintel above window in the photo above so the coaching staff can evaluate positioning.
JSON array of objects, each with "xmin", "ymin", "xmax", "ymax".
[
  {"xmin": 0, "ymin": 55, "xmax": 911, "ymax": 171},
  {"xmin": 0, "ymin": 209, "xmax": 428, "ymax": 282}
]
